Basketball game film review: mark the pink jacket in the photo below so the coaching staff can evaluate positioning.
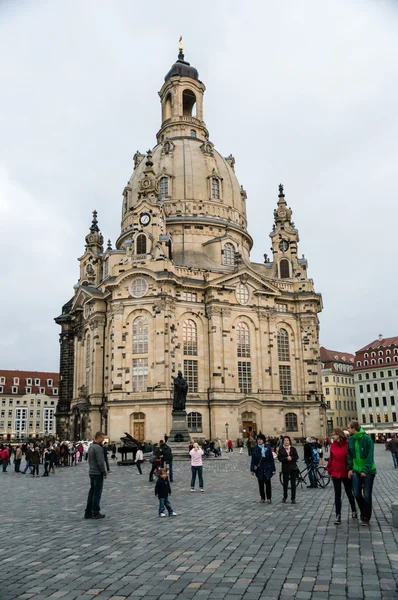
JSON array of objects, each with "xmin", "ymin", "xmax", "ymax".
[{"xmin": 190, "ymin": 448, "xmax": 203, "ymax": 466}]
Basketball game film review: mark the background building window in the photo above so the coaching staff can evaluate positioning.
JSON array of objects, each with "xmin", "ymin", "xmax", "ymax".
[
  {"xmin": 182, "ymin": 292, "xmax": 197, "ymax": 302},
  {"xmin": 14, "ymin": 408, "xmax": 27, "ymax": 433},
  {"xmin": 211, "ymin": 177, "xmax": 220, "ymax": 199},
  {"xmin": 159, "ymin": 176, "xmax": 168, "ymax": 198},
  {"xmin": 183, "ymin": 359, "xmax": 198, "ymax": 392},
  {"xmin": 237, "ymin": 322, "xmax": 250, "ymax": 358},
  {"xmin": 132, "ymin": 358, "xmax": 148, "ymax": 392},
  {"xmin": 133, "ymin": 316, "xmax": 148, "ymax": 354},
  {"xmin": 236, "ymin": 283, "xmax": 249, "ymax": 305},
  {"xmin": 285, "ymin": 412, "xmax": 298, "ymax": 431},
  {"xmin": 183, "ymin": 320, "xmax": 198, "ymax": 356},
  {"xmin": 43, "ymin": 408, "xmax": 55, "ymax": 433},
  {"xmin": 222, "ymin": 243, "xmax": 235, "ymax": 266},
  {"xmin": 188, "ymin": 411, "xmax": 202, "ymax": 433},
  {"xmin": 238, "ymin": 361, "xmax": 252, "ymax": 393},
  {"xmin": 279, "ymin": 365, "xmax": 292, "ymax": 395}
]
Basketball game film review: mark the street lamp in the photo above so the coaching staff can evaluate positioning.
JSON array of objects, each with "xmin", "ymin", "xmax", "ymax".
[
  {"xmin": 300, "ymin": 421, "xmax": 304, "ymax": 440},
  {"xmin": 225, "ymin": 422, "xmax": 229, "ymax": 441}
]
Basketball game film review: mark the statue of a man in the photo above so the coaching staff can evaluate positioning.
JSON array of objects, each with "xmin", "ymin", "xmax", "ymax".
[{"xmin": 172, "ymin": 371, "xmax": 188, "ymax": 411}]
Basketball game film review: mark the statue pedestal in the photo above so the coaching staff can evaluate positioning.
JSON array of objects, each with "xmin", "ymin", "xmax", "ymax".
[{"xmin": 169, "ymin": 410, "xmax": 190, "ymax": 443}]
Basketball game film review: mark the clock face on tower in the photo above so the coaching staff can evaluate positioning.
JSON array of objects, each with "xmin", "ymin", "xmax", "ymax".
[
  {"xmin": 279, "ymin": 239, "xmax": 289, "ymax": 252},
  {"xmin": 139, "ymin": 213, "xmax": 151, "ymax": 226}
]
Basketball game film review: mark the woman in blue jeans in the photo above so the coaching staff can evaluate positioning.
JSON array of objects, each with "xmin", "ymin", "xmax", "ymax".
[{"xmin": 189, "ymin": 443, "xmax": 204, "ymax": 492}]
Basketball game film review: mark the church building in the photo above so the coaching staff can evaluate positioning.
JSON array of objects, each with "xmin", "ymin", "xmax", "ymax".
[{"xmin": 55, "ymin": 45, "xmax": 325, "ymax": 443}]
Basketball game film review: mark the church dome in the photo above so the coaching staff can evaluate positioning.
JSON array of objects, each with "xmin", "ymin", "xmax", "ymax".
[{"xmin": 125, "ymin": 138, "xmax": 245, "ymax": 225}]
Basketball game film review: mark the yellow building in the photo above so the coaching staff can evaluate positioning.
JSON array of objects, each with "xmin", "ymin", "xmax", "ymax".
[
  {"xmin": 55, "ymin": 46, "xmax": 325, "ymax": 443},
  {"xmin": 320, "ymin": 347, "xmax": 357, "ymax": 433}
]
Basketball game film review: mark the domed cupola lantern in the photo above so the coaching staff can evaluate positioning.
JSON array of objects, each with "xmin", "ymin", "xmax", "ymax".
[{"xmin": 157, "ymin": 37, "xmax": 208, "ymax": 143}]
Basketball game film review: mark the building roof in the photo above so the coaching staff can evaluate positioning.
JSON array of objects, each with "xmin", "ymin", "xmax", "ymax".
[
  {"xmin": 164, "ymin": 51, "xmax": 199, "ymax": 82},
  {"xmin": 320, "ymin": 347, "xmax": 355, "ymax": 364},
  {"xmin": 357, "ymin": 336, "xmax": 398, "ymax": 352},
  {"xmin": 0, "ymin": 370, "xmax": 59, "ymax": 395}
]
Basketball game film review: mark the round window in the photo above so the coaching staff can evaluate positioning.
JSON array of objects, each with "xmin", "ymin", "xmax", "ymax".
[
  {"xmin": 129, "ymin": 278, "xmax": 148, "ymax": 298},
  {"xmin": 236, "ymin": 283, "xmax": 249, "ymax": 305}
]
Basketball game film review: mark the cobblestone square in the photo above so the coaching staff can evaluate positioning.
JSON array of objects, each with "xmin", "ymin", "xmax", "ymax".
[{"xmin": 0, "ymin": 445, "xmax": 397, "ymax": 599}]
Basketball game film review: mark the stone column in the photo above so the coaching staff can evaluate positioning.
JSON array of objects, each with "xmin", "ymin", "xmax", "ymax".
[{"xmin": 206, "ymin": 305, "xmax": 225, "ymax": 392}]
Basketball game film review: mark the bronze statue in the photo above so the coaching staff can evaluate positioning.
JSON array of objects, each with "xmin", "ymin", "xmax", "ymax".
[{"xmin": 172, "ymin": 371, "xmax": 188, "ymax": 411}]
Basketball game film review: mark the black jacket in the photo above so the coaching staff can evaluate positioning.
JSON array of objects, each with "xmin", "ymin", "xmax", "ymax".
[
  {"xmin": 304, "ymin": 443, "xmax": 313, "ymax": 463},
  {"xmin": 278, "ymin": 446, "xmax": 299, "ymax": 472},
  {"xmin": 155, "ymin": 477, "xmax": 171, "ymax": 498},
  {"xmin": 250, "ymin": 444, "xmax": 276, "ymax": 480}
]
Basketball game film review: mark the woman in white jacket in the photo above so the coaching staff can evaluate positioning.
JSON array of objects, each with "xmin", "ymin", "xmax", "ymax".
[
  {"xmin": 135, "ymin": 446, "xmax": 144, "ymax": 474},
  {"xmin": 189, "ymin": 442, "xmax": 204, "ymax": 492}
]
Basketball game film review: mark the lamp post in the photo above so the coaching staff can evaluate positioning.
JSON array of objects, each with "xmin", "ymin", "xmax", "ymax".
[
  {"xmin": 225, "ymin": 422, "xmax": 229, "ymax": 442},
  {"xmin": 300, "ymin": 421, "xmax": 304, "ymax": 440}
]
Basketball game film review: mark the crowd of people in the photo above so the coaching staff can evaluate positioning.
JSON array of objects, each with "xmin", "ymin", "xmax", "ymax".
[
  {"xmin": 1, "ymin": 420, "xmax": 381, "ymax": 527},
  {"xmin": 249, "ymin": 420, "xmax": 377, "ymax": 527}
]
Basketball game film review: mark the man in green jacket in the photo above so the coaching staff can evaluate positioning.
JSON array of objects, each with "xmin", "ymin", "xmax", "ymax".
[{"xmin": 347, "ymin": 420, "xmax": 377, "ymax": 527}]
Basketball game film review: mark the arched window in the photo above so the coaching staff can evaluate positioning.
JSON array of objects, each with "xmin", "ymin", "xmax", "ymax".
[
  {"xmin": 387, "ymin": 357, "xmax": 391, "ymax": 363},
  {"xmin": 277, "ymin": 329, "xmax": 290, "ymax": 362},
  {"xmin": 222, "ymin": 242, "xmax": 235, "ymax": 266},
  {"xmin": 386, "ymin": 350, "xmax": 391, "ymax": 355},
  {"xmin": 190, "ymin": 129, "xmax": 197, "ymax": 138},
  {"xmin": 159, "ymin": 176, "xmax": 168, "ymax": 198},
  {"xmin": 378, "ymin": 358, "xmax": 383, "ymax": 364},
  {"xmin": 394, "ymin": 356, "xmax": 398, "ymax": 363},
  {"xmin": 206, "ymin": 143, "xmax": 212, "ymax": 153},
  {"xmin": 133, "ymin": 316, "xmax": 148, "ymax": 354},
  {"xmin": 379, "ymin": 350, "xmax": 383, "ymax": 356},
  {"xmin": 163, "ymin": 141, "xmax": 171, "ymax": 153},
  {"xmin": 183, "ymin": 89, "xmax": 196, "ymax": 116},
  {"xmin": 164, "ymin": 93, "xmax": 172, "ymax": 120},
  {"xmin": 211, "ymin": 177, "xmax": 220, "ymax": 199},
  {"xmin": 85, "ymin": 336, "xmax": 91, "ymax": 392},
  {"xmin": 364, "ymin": 360, "xmax": 369, "ymax": 366},
  {"xmin": 279, "ymin": 259, "xmax": 290, "ymax": 279},
  {"xmin": 183, "ymin": 320, "xmax": 198, "ymax": 356},
  {"xmin": 188, "ymin": 411, "xmax": 202, "ymax": 433},
  {"xmin": 136, "ymin": 234, "xmax": 147, "ymax": 255},
  {"xmin": 237, "ymin": 322, "xmax": 250, "ymax": 358},
  {"xmin": 285, "ymin": 413, "xmax": 298, "ymax": 432},
  {"xmin": 364, "ymin": 353, "xmax": 369, "ymax": 358},
  {"xmin": 371, "ymin": 359, "xmax": 376, "ymax": 365}
]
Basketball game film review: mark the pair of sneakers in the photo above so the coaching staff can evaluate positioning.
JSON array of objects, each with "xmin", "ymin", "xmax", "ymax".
[
  {"xmin": 191, "ymin": 488, "xmax": 205, "ymax": 492},
  {"xmin": 159, "ymin": 512, "xmax": 177, "ymax": 517}
]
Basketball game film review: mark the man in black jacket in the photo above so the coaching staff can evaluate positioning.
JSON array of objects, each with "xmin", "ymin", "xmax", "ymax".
[
  {"xmin": 85, "ymin": 432, "xmax": 107, "ymax": 519},
  {"xmin": 160, "ymin": 440, "xmax": 174, "ymax": 482}
]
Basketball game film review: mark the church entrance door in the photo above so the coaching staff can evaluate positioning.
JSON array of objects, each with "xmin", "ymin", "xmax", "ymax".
[
  {"xmin": 134, "ymin": 422, "xmax": 145, "ymax": 440},
  {"xmin": 131, "ymin": 412, "xmax": 145, "ymax": 441},
  {"xmin": 241, "ymin": 411, "xmax": 257, "ymax": 438}
]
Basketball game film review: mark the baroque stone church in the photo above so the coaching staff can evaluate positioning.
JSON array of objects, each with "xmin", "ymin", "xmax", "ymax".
[{"xmin": 55, "ymin": 45, "xmax": 325, "ymax": 443}]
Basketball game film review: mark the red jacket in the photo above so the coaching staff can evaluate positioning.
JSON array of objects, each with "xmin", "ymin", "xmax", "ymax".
[
  {"xmin": 327, "ymin": 439, "xmax": 349, "ymax": 478},
  {"xmin": 1, "ymin": 448, "xmax": 9, "ymax": 461}
]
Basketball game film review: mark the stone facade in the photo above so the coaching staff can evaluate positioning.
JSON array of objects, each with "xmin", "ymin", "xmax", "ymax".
[{"xmin": 55, "ymin": 47, "xmax": 326, "ymax": 443}]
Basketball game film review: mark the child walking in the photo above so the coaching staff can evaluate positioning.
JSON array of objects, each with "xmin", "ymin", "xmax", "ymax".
[{"xmin": 155, "ymin": 468, "xmax": 177, "ymax": 518}]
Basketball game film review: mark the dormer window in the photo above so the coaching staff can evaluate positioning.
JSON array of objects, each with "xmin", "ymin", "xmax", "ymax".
[
  {"xmin": 35, "ymin": 379, "xmax": 40, "ymax": 386},
  {"xmin": 222, "ymin": 243, "xmax": 235, "ymax": 266},
  {"xmin": 159, "ymin": 176, "xmax": 169, "ymax": 199},
  {"xmin": 26, "ymin": 378, "xmax": 32, "ymax": 385},
  {"xmin": 163, "ymin": 141, "xmax": 171, "ymax": 154},
  {"xmin": 0, "ymin": 377, "xmax": 4, "ymax": 385},
  {"xmin": 211, "ymin": 178, "xmax": 220, "ymax": 199},
  {"xmin": 136, "ymin": 234, "xmax": 147, "ymax": 255},
  {"xmin": 47, "ymin": 379, "xmax": 53, "ymax": 387},
  {"xmin": 190, "ymin": 129, "xmax": 197, "ymax": 138},
  {"xmin": 13, "ymin": 378, "xmax": 19, "ymax": 385},
  {"xmin": 206, "ymin": 143, "xmax": 212, "ymax": 153},
  {"xmin": 11, "ymin": 386, "xmax": 18, "ymax": 394}
]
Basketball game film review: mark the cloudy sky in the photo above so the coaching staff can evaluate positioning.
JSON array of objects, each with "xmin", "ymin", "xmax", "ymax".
[{"xmin": 1, "ymin": 0, "xmax": 397, "ymax": 371}]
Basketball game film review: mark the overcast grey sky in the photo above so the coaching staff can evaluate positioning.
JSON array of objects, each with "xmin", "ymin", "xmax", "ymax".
[{"xmin": 0, "ymin": 0, "xmax": 397, "ymax": 371}]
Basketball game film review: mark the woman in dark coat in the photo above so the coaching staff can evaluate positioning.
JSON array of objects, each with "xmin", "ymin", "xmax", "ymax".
[
  {"xmin": 278, "ymin": 435, "xmax": 299, "ymax": 504},
  {"xmin": 250, "ymin": 434, "xmax": 276, "ymax": 503}
]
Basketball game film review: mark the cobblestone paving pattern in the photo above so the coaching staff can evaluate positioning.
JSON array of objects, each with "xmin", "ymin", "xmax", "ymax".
[{"xmin": 0, "ymin": 446, "xmax": 397, "ymax": 599}]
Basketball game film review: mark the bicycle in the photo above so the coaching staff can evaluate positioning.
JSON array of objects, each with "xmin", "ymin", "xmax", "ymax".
[{"xmin": 279, "ymin": 462, "xmax": 330, "ymax": 489}]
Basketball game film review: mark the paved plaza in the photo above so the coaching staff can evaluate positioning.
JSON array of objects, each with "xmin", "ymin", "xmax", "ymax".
[{"xmin": 0, "ymin": 445, "xmax": 397, "ymax": 600}]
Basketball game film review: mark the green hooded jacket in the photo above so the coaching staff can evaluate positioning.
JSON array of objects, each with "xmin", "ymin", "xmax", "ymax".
[{"xmin": 347, "ymin": 428, "xmax": 376, "ymax": 475}]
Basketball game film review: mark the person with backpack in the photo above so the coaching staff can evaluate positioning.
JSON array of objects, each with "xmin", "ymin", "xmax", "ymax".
[
  {"xmin": 347, "ymin": 420, "xmax": 377, "ymax": 527},
  {"xmin": 304, "ymin": 437, "xmax": 318, "ymax": 488},
  {"xmin": 160, "ymin": 440, "xmax": 173, "ymax": 482},
  {"xmin": 149, "ymin": 444, "xmax": 163, "ymax": 482}
]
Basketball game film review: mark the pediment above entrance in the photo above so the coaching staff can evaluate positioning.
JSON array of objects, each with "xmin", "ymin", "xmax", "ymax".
[{"xmin": 205, "ymin": 268, "xmax": 281, "ymax": 297}]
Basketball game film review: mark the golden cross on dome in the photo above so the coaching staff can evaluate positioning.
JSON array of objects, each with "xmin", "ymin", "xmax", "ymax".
[{"xmin": 179, "ymin": 35, "xmax": 183, "ymax": 52}]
